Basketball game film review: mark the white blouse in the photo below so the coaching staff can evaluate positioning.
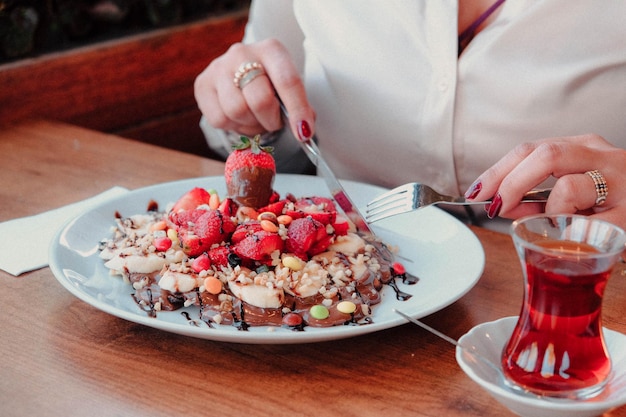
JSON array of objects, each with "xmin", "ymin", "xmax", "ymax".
[{"xmin": 204, "ymin": 0, "xmax": 626, "ymax": 196}]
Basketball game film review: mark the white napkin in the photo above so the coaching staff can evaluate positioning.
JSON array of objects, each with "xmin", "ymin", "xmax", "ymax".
[{"xmin": 0, "ymin": 186, "xmax": 129, "ymax": 276}]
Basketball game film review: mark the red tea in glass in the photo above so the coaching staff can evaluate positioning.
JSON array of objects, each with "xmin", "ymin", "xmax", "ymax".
[{"xmin": 502, "ymin": 215, "xmax": 625, "ymax": 399}]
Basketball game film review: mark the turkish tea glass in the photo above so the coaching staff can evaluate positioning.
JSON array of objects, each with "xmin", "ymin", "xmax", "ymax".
[{"xmin": 502, "ymin": 214, "xmax": 626, "ymax": 399}]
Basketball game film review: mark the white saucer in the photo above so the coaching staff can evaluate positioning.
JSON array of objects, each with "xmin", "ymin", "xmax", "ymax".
[{"xmin": 456, "ymin": 316, "xmax": 626, "ymax": 417}]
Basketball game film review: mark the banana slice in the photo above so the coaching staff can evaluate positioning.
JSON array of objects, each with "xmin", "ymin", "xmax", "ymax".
[
  {"xmin": 328, "ymin": 232, "xmax": 365, "ymax": 256},
  {"xmin": 104, "ymin": 252, "xmax": 166, "ymax": 274},
  {"xmin": 159, "ymin": 269, "xmax": 200, "ymax": 293},
  {"xmin": 228, "ymin": 280, "xmax": 285, "ymax": 309},
  {"xmin": 102, "ymin": 249, "xmax": 184, "ymax": 275}
]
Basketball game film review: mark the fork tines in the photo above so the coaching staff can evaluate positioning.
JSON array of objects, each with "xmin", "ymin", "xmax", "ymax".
[{"xmin": 365, "ymin": 183, "xmax": 415, "ymax": 223}]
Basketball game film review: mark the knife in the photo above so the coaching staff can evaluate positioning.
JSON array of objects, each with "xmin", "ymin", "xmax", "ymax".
[{"xmin": 277, "ymin": 99, "xmax": 372, "ymax": 234}]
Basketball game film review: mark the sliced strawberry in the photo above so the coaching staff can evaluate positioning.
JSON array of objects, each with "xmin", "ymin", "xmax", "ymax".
[
  {"xmin": 194, "ymin": 210, "xmax": 236, "ymax": 245},
  {"xmin": 230, "ymin": 221, "xmax": 263, "ymax": 244},
  {"xmin": 170, "ymin": 187, "xmax": 212, "ymax": 213},
  {"xmin": 284, "ymin": 209, "xmax": 335, "ymax": 225},
  {"xmin": 177, "ymin": 209, "xmax": 235, "ymax": 257},
  {"xmin": 179, "ymin": 231, "xmax": 212, "ymax": 257},
  {"xmin": 232, "ymin": 230, "xmax": 284, "ymax": 262},
  {"xmin": 331, "ymin": 214, "xmax": 351, "ymax": 236},
  {"xmin": 284, "ymin": 209, "xmax": 305, "ymax": 220},
  {"xmin": 191, "ymin": 253, "xmax": 211, "ymax": 272},
  {"xmin": 285, "ymin": 217, "xmax": 329, "ymax": 257},
  {"xmin": 308, "ymin": 232, "xmax": 333, "ymax": 255},
  {"xmin": 309, "ymin": 211, "xmax": 336, "ymax": 225},
  {"xmin": 153, "ymin": 236, "xmax": 172, "ymax": 252},
  {"xmin": 257, "ymin": 200, "xmax": 287, "ymax": 216},
  {"xmin": 218, "ymin": 197, "xmax": 239, "ymax": 217},
  {"xmin": 299, "ymin": 197, "xmax": 337, "ymax": 212},
  {"xmin": 285, "ymin": 197, "xmax": 338, "ymax": 225},
  {"xmin": 208, "ymin": 245, "xmax": 232, "ymax": 267},
  {"xmin": 168, "ymin": 208, "xmax": 207, "ymax": 228},
  {"xmin": 268, "ymin": 191, "xmax": 281, "ymax": 204}
]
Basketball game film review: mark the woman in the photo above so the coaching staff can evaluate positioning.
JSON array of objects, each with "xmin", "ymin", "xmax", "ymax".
[{"xmin": 194, "ymin": 0, "xmax": 626, "ymax": 229}]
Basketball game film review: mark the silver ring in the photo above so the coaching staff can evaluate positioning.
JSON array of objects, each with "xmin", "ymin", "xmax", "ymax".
[
  {"xmin": 233, "ymin": 62, "xmax": 265, "ymax": 89},
  {"xmin": 586, "ymin": 170, "xmax": 608, "ymax": 206}
]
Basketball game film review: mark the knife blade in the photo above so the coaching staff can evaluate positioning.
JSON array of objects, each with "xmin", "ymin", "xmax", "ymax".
[{"xmin": 277, "ymin": 99, "xmax": 372, "ymax": 234}]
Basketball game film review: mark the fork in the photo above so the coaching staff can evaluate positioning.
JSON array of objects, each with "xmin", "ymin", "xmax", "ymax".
[{"xmin": 366, "ymin": 183, "xmax": 552, "ymax": 223}]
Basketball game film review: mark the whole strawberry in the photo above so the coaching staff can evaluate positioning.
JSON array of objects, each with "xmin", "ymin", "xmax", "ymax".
[{"xmin": 224, "ymin": 135, "xmax": 276, "ymax": 209}]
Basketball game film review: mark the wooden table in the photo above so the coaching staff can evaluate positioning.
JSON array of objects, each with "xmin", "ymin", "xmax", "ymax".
[{"xmin": 1, "ymin": 120, "xmax": 625, "ymax": 417}]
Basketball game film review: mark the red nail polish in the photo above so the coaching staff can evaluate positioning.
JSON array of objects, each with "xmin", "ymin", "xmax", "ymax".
[
  {"xmin": 487, "ymin": 193, "xmax": 502, "ymax": 219},
  {"xmin": 464, "ymin": 180, "xmax": 482, "ymax": 199},
  {"xmin": 298, "ymin": 120, "xmax": 312, "ymax": 140}
]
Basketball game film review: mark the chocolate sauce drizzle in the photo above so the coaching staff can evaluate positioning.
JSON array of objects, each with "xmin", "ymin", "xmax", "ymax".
[
  {"xmin": 129, "ymin": 264, "xmax": 417, "ymax": 332},
  {"xmin": 122, "ymin": 227, "xmax": 418, "ymax": 332},
  {"xmin": 388, "ymin": 267, "xmax": 420, "ymax": 301}
]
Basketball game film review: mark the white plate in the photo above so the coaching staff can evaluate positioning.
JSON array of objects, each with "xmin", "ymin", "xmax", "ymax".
[
  {"xmin": 456, "ymin": 317, "xmax": 626, "ymax": 417},
  {"xmin": 49, "ymin": 174, "xmax": 484, "ymax": 344}
]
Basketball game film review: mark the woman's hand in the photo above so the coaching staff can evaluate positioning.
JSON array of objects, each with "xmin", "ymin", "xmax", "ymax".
[
  {"xmin": 465, "ymin": 134, "xmax": 626, "ymax": 229},
  {"xmin": 194, "ymin": 38, "xmax": 316, "ymax": 140}
]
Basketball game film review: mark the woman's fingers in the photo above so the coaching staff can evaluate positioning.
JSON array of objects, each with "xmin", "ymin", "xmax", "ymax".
[
  {"xmin": 240, "ymin": 75, "xmax": 281, "ymax": 132},
  {"xmin": 194, "ymin": 51, "xmax": 261, "ymax": 133},
  {"xmin": 497, "ymin": 172, "xmax": 600, "ymax": 218},
  {"xmin": 194, "ymin": 38, "xmax": 315, "ymax": 138},
  {"xmin": 542, "ymin": 173, "xmax": 601, "ymax": 214},
  {"xmin": 468, "ymin": 135, "xmax": 623, "ymax": 216},
  {"xmin": 258, "ymin": 39, "xmax": 316, "ymax": 140},
  {"xmin": 479, "ymin": 139, "xmax": 585, "ymax": 197}
]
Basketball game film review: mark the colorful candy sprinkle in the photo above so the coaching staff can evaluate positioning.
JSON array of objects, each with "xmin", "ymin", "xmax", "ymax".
[
  {"xmin": 392, "ymin": 261, "xmax": 406, "ymax": 275},
  {"xmin": 282, "ymin": 312, "xmax": 303, "ymax": 327},
  {"xmin": 310, "ymin": 304, "xmax": 330, "ymax": 320},
  {"xmin": 153, "ymin": 236, "xmax": 172, "ymax": 252},
  {"xmin": 203, "ymin": 276, "xmax": 222, "ymax": 295},
  {"xmin": 337, "ymin": 301, "xmax": 357, "ymax": 314},
  {"xmin": 192, "ymin": 254, "xmax": 211, "ymax": 273}
]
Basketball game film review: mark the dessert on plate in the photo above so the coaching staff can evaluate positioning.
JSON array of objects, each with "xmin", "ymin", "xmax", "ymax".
[{"xmin": 99, "ymin": 136, "xmax": 416, "ymax": 330}]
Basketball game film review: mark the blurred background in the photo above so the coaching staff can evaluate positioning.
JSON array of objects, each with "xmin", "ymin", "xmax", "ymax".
[
  {"xmin": 0, "ymin": 0, "xmax": 249, "ymax": 61},
  {"xmin": 0, "ymin": 0, "xmax": 250, "ymax": 158}
]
